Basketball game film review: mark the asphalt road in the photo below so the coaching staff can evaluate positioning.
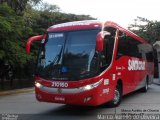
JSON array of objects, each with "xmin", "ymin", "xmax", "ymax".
[{"xmin": 0, "ymin": 84, "xmax": 160, "ymax": 120}]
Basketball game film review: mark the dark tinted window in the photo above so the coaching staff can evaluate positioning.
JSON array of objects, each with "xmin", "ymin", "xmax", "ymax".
[
  {"xmin": 117, "ymin": 31, "xmax": 142, "ymax": 59},
  {"xmin": 117, "ymin": 32, "xmax": 129, "ymax": 58},
  {"xmin": 128, "ymin": 37, "xmax": 142, "ymax": 58}
]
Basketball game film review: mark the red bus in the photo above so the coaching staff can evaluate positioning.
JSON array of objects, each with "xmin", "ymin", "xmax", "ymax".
[{"xmin": 26, "ymin": 20, "xmax": 154, "ymax": 107}]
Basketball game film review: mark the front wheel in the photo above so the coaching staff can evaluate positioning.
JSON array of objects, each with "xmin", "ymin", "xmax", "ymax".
[{"xmin": 108, "ymin": 84, "xmax": 122, "ymax": 107}]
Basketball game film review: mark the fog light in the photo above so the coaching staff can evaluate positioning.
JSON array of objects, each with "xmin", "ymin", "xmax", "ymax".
[
  {"xmin": 84, "ymin": 96, "xmax": 92, "ymax": 103},
  {"xmin": 36, "ymin": 94, "xmax": 42, "ymax": 99}
]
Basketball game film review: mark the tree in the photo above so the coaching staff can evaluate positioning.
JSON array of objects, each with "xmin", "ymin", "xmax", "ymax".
[
  {"xmin": 0, "ymin": 0, "xmax": 42, "ymax": 15},
  {"xmin": 128, "ymin": 16, "xmax": 160, "ymax": 44},
  {"xmin": 0, "ymin": 3, "xmax": 33, "ymax": 79},
  {"xmin": 0, "ymin": 1, "xmax": 96, "ymax": 80}
]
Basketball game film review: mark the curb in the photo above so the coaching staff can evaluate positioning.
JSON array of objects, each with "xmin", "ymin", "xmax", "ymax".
[
  {"xmin": 153, "ymin": 79, "xmax": 160, "ymax": 86},
  {"xmin": 153, "ymin": 83, "xmax": 160, "ymax": 86},
  {"xmin": 0, "ymin": 87, "xmax": 34, "ymax": 96}
]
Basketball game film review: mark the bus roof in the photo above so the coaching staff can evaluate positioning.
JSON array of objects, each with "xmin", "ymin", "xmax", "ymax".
[
  {"xmin": 104, "ymin": 21, "xmax": 146, "ymax": 43},
  {"xmin": 47, "ymin": 20, "xmax": 102, "ymax": 32},
  {"xmin": 47, "ymin": 20, "xmax": 146, "ymax": 43}
]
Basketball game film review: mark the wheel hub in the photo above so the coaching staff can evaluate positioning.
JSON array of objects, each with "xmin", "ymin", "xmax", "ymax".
[{"xmin": 113, "ymin": 89, "xmax": 120, "ymax": 104}]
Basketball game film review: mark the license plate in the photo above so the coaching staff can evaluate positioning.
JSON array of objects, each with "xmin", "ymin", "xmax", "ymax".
[{"xmin": 54, "ymin": 96, "xmax": 65, "ymax": 101}]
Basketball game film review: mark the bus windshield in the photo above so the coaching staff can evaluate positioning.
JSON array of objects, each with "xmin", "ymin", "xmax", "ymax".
[{"xmin": 36, "ymin": 29, "xmax": 101, "ymax": 81}]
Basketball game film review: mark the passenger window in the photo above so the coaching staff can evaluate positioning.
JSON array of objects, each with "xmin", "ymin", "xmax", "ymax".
[
  {"xmin": 117, "ymin": 31, "xmax": 129, "ymax": 59},
  {"xmin": 117, "ymin": 31, "xmax": 142, "ymax": 59}
]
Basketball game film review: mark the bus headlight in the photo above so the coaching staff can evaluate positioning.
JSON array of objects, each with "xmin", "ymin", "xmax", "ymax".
[
  {"xmin": 79, "ymin": 79, "xmax": 103, "ymax": 91},
  {"xmin": 35, "ymin": 82, "xmax": 43, "ymax": 88}
]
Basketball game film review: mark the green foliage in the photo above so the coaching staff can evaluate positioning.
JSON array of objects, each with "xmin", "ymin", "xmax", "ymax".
[
  {"xmin": 0, "ymin": 1, "xmax": 95, "ymax": 79},
  {"xmin": 24, "ymin": 2, "xmax": 95, "ymax": 34},
  {"xmin": 128, "ymin": 16, "xmax": 160, "ymax": 44}
]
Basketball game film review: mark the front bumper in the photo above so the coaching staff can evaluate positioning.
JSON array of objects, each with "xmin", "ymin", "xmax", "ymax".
[{"xmin": 35, "ymin": 84, "xmax": 111, "ymax": 106}]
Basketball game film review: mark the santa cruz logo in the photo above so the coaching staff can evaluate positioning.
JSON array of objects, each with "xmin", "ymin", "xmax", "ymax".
[{"xmin": 128, "ymin": 59, "xmax": 145, "ymax": 71}]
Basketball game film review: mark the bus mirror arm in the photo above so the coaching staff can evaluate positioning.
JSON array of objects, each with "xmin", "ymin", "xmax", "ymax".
[{"xmin": 26, "ymin": 35, "xmax": 45, "ymax": 54}]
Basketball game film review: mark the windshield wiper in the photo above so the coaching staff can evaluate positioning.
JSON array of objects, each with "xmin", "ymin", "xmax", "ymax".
[{"xmin": 52, "ymin": 45, "xmax": 64, "ymax": 65}]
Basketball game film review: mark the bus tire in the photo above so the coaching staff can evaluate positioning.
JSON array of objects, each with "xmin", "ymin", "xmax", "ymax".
[
  {"xmin": 108, "ymin": 84, "xmax": 122, "ymax": 107},
  {"xmin": 141, "ymin": 78, "xmax": 148, "ymax": 92}
]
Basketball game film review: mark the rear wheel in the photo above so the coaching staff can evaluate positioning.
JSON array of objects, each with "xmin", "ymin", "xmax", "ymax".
[
  {"xmin": 108, "ymin": 84, "xmax": 122, "ymax": 107},
  {"xmin": 141, "ymin": 78, "xmax": 148, "ymax": 92}
]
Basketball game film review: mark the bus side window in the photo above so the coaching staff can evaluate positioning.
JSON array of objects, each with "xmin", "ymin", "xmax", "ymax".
[
  {"xmin": 128, "ymin": 38, "xmax": 142, "ymax": 59},
  {"xmin": 117, "ymin": 31, "xmax": 143, "ymax": 59},
  {"xmin": 116, "ymin": 31, "xmax": 129, "ymax": 59}
]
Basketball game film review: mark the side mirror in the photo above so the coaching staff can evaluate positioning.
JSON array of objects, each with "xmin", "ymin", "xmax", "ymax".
[
  {"xmin": 96, "ymin": 31, "xmax": 111, "ymax": 52},
  {"xmin": 26, "ymin": 35, "xmax": 45, "ymax": 54},
  {"xmin": 96, "ymin": 32, "xmax": 104, "ymax": 52}
]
